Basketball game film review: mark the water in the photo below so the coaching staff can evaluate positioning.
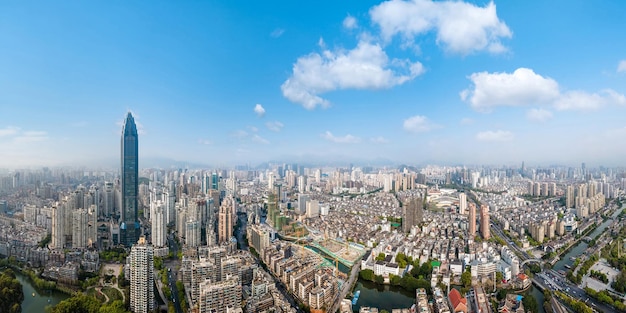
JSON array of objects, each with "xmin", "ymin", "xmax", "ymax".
[
  {"xmin": 14, "ymin": 272, "xmax": 69, "ymax": 313},
  {"xmin": 528, "ymin": 285, "xmax": 546, "ymax": 313},
  {"xmin": 554, "ymin": 205, "xmax": 623, "ymax": 272},
  {"xmin": 352, "ymin": 279, "xmax": 416, "ymax": 312}
]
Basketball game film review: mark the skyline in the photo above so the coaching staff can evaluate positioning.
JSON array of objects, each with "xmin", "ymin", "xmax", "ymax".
[{"xmin": 1, "ymin": 1, "xmax": 626, "ymax": 168}]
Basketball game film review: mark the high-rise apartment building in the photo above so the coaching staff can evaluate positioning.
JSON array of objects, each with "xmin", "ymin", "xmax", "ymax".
[
  {"xmin": 51, "ymin": 203, "xmax": 64, "ymax": 249},
  {"xmin": 129, "ymin": 236, "xmax": 154, "ymax": 313},
  {"xmin": 480, "ymin": 204, "xmax": 490, "ymax": 240},
  {"xmin": 468, "ymin": 203, "xmax": 476, "ymax": 237},
  {"xmin": 218, "ymin": 196, "xmax": 235, "ymax": 244},
  {"xmin": 151, "ymin": 200, "xmax": 166, "ymax": 248},
  {"xmin": 566, "ymin": 185, "xmax": 575, "ymax": 208},
  {"xmin": 459, "ymin": 193, "xmax": 467, "ymax": 215},
  {"xmin": 402, "ymin": 196, "xmax": 423, "ymax": 233},
  {"xmin": 198, "ymin": 276, "xmax": 242, "ymax": 313},
  {"xmin": 121, "ymin": 112, "xmax": 140, "ymax": 247}
]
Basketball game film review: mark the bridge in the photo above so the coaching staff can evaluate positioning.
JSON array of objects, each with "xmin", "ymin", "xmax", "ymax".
[{"xmin": 520, "ymin": 258, "xmax": 543, "ymax": 266}]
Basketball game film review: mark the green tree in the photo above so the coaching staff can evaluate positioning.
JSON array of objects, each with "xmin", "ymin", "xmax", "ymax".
[
  {"xmin": 522, "ymin": 293, "xmax": 539, "ymax": 313},
  {"xmin": 0, "ymin": 270, "xmax": 24, "ymax": 313},
  {"xmin": 461, "ymin": 270, "xmax": 472, "ymax": 288},
  {"xmin": 359, "ymin": 269, "xmax": 375, "ymax": 281},
  {"xmin": 375, "ymin": 253, "xmax": 386, "ymax": 261}
]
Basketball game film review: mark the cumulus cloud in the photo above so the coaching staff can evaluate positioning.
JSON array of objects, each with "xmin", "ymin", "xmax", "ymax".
[
  {"xmin": 461, "ymin": 68, "xmax": 559, "ymax": 112},
  {"xmin": 321, "ymin": 131, "xmax": 361, "ymax": 144},
  {"xmin": 476, "ymin": 130, "xmax": 514, "ymax": 142},
  {"xmin": 403, "ymin": 115, "xmax": 439, "ymax": 133},
  {"xmin": 461, "ymin": 67, "xmax": 626, "ymax": 112},
  {"xmin": 254, "ymin": 104, "xmax": 266, "ymax": 117},
  {"xmin": 281, "ymin": 40, "xmax": 424, "ymax": 109},
  {"xmin": 526, "ymin": 108, "xmax": 553, "ymax": 122},
  {"xmin": 343, "ymin": 15, "xmax": 358, "ymax": 29},
  {"xmin": 618, "ymin": 60, "xmax": 626, "ymax": 73},
  {"xmin": 370, "ymin": 136, "xmax": 389, "ymax": 144},
  {"xmin": 265, "ymin": 121, "xmax": 284, "ymax": 132},
  {"xmin": 370, "ymin": 0, "xmax": 512, "ymax": 55},
  {"xmin": 270, "ymin": 28, "xmax": 285, "ymax": 38}
]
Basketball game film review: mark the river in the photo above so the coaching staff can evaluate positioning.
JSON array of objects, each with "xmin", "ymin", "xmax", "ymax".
[
  {"xmin": 553, "ymin": 204, "xmax": 623, "ymax": 272},
  {"xmin": 14, "ymin": 272, "xmax": 69, "ymax": 313}
]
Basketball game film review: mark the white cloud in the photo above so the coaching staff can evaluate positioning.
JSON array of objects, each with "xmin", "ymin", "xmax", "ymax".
[
  {"xmin": 321, "ymin": 131, "xmax": 361, "ymax": 144},
  {"xmin": 461, "ymin": 68, "xmax": 626, "ymax": 112},
  {"xmin": 14, "ymin": 131, "xmax": 48, "ymax": 143},
  {"xmin": 403, "ymin": 115, "xmax": 438, "ymax": 133},
  {"xmin": 281, "ymin": 40, "xmax": 424, "ymax": 109},
  {"xmin": 554, "ymin": 89, "xmax": 625, "ymax": 111},
  {"xmin": 0, "ymin": 126, "xmax": 20, "ymax": 137},
  {"xmin": 370, "ymin": 0, "xmax": 512, "ymax": 55},
  {"xmin": 265, "ymin": 121, "xmax": 284, "ymax": 132},
  {"xmin": 343, "ymin": 15, "xmax": 358, "ymax": 30},
  {"xmin": 198, "ymin": 139, "xmax": 212, "ymax": 145},
  {"xmin": 617, "ymin": 60, "xmax": 626, "ymax": 73},
  {"xmin": 461, "ymin": 68, "xmax": 560, "ymax": 112},
  {"xmin": 526, "ymin": 108, "xmax": 553, "ymax": 122},
  {"xmin": 370, "ymin": 136, "xmax": 389, "ymax": 144},
  {"xmin": 270, "ymin": 28, "xmax": 285, "ymax": 38},
  {"xmin": 476, "ymin": 130, "xmax": 514, "ymax": 142},
  {"xmin": 254, "ymin": 104, "xmax": 266, "ymax": 117},
  {"xmin": 248, "ymin": 126, "xmax": 258, "ymax": 133},
  {"xmin": 252, "ymin": 134, "xmax": 270, "ymax": 144}
]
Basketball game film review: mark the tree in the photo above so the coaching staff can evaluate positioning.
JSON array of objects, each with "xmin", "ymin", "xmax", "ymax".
[
  {"xmin": 375, "ymin": 253, "xmax": 386, "ymax": 261},
  {"xmin": 496, "ymin": 271, "xmax": 503, "ymax": 282},
  {"xmin": 0, "ymin": 270, "xmax": 24, "ymax": 313},
  {"xmin": 461, "ymin": 270, "xmax": 472, "ymax": 288},
  {"xmin": 522, "ymin": 293, "xmax": 539, "ymax": 313},
  {"xmin": 359, "ymin": 269, "xmax": 375, "ymax": 282},
  {"xmin": 374, "ymin": 275, "xmax": 384, "ymax": 284}
]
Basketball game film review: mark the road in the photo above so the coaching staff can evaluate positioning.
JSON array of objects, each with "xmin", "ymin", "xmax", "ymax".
[
  {"xmin": 492, "ymin": 216, "xmax": 618, "ymax": 313},
  {"xmin": 165, "ymin": 233, "xmax": 183, "ymax": 313},
  {"xmin": 329, "ymin": 262, "xmax": 360, "ymax": 313}
]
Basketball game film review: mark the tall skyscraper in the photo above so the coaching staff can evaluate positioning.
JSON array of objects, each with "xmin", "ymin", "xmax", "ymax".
[
  {"xmin": 402, "ymin": 196, "xmax": 423, "ymax": 233},
  {"xmin": 480, "ymin": 204, "xmax": 490, "ymax": 240},
  {"xmin": 151, "ymin": 200, "xmax": 166, "ymax": 248},
  {"xmin": 468, "ymin": 203, "xmax": 476, "ymax": 237},
  {"xmin": 121, "ymin": 112, "xmax": 140, "ymax": 247},
  {"xmin": 129, "ymin": 236, "xmax": 154, "ymax": 313},
  {"xmin": 218, "ymin": 195, "xmax": 235, "ymax": 244}
]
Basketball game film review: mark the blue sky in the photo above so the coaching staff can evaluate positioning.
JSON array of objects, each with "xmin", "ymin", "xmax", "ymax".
[{"xmin": 1, "ymin": 0, "xmax": 626, "ymax": 168}]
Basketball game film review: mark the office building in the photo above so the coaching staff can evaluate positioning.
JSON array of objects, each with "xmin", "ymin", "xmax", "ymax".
[
  {"xmin": 121, "ymin": 112, "xmax": 140, "ymax": 247},
  {"xmin": 129, "ymin": 236, "xmax": 154, "ymax": 313}
]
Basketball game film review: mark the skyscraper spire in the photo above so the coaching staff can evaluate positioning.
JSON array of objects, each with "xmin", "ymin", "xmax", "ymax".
[{"xmin": 121, "ymin": 112, "xmax": 139, "ymax": 247}]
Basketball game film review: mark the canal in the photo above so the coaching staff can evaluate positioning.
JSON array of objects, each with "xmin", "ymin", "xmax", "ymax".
[
  {"xmin": 14, "ymin": 271, "xmax": 69, "ymax": 313},
  {"xmin": 553, "ymin": 204, "xmax": 623, "ymax": 272}
]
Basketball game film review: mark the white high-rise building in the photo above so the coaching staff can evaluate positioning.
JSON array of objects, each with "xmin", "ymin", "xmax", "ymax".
[
  {"xmin": 72, "ymin": 209, "xmax": 87, "ymax": 249},
  {"xmin": 459, "ymin": 193, "xmax": 467, "ymax": 215},
  {"xmin": 198, "ymin": 276, "xmax": 242, "ymax": 313},
  {"xmin": 51, "ymin": 203, "xmax": 64, "ymax": 249},
  {"xmin": 129, "ymin": 236, "xmax": 154, "ymax": 313},
  {"xmin": 151, "ymin": 200, "xmax": 166, "ymax": 248}
]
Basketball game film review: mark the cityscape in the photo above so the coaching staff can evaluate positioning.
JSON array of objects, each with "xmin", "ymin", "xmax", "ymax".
[{"xmin": 1, "ymin": 1, "xmax": 626, "ymax": 313}]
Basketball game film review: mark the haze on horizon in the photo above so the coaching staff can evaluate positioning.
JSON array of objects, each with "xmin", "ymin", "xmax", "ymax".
[{"xmin": 1, "ymin": 1, "xmax": 626, "ymax": 169}]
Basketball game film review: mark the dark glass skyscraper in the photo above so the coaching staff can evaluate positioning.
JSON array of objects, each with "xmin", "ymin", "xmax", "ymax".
[{"xmin": 121, "ymin": 112, "xmax": 139, "ymax": 247}]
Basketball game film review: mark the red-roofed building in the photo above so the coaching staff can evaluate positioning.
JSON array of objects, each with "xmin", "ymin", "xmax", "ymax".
[
  {"xmin": 448, "ymin": 288, "xmax": 468, "ymax": 313},
  {"xmin": 517, "ymin": 273, "xmax": 531, "ymax": 289}
]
